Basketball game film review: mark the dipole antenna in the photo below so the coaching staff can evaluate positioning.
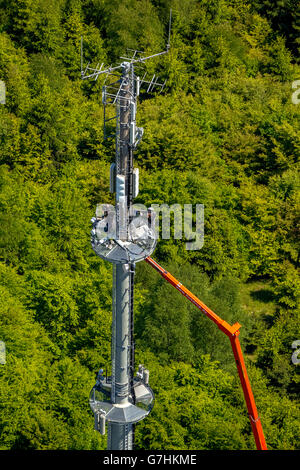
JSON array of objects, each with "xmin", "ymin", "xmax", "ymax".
[{"xmin": 85, "ymin": 10, "xmax": 172, "ymax": 451}]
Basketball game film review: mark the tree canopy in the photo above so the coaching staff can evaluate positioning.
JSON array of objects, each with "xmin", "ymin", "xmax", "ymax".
[{"xmin": 0, "ymin": 0, "xmax": 299, "ymax": 450}]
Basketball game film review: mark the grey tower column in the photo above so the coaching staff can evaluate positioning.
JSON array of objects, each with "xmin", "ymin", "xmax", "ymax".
[{"xmin": 108, "ymin": 263, "xmax": 133, "ymax": 450}]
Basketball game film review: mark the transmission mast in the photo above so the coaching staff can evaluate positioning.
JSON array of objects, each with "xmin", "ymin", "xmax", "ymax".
[{"xmin": 82, "ymin": 11, "xmax": 171, "ymax": 451}]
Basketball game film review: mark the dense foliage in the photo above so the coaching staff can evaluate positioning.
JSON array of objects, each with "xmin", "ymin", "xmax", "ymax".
[{"xmin": 0, "ymin": 0, "xmax": 299, "ymax": 450}]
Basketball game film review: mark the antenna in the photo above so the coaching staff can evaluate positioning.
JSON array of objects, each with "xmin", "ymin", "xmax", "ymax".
[
  {"xmin": 167, "ymin": 8, "xmax": 172, "ymax": 51},
  {"xmin": 80, "ymin": 9, "xmax": 172, "ymax": 82},
  {"xmin": 80, "ymin": 36, "xmax": 83, "ymax": 76},
  {"xmin": 85, "ymin": 11, "xmax": 172, "ymax": 452}
]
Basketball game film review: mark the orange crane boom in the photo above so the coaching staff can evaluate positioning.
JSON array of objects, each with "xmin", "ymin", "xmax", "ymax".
[{"xmin": 145, "ymin": 256, "xmax": 267, "ymax": 450}]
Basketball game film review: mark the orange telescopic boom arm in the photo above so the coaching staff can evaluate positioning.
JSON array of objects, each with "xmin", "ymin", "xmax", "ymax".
[{"xmin": 145, "ymin": 256, "xmax": 267, "ymax": 450}]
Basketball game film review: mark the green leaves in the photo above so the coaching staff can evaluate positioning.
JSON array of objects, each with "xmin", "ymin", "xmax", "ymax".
[{"xmin": 0, "ymin": 0, "xmax": 299, "ymax": 451}]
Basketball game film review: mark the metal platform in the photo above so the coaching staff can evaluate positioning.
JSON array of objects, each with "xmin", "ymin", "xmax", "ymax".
[{"xmin": 90, "ymin": 375, "xmax": 154, "ymax": 425}]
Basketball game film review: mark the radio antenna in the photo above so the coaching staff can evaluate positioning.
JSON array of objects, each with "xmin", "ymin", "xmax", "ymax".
[{"xmin": 80, "ymin": 36, "xmax": 83, "ymax": 76}]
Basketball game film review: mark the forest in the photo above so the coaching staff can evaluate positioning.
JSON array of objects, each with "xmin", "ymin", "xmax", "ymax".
[{"xmin": 0, "ymin": 0, "xmax": 299, "ymax": 450}]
